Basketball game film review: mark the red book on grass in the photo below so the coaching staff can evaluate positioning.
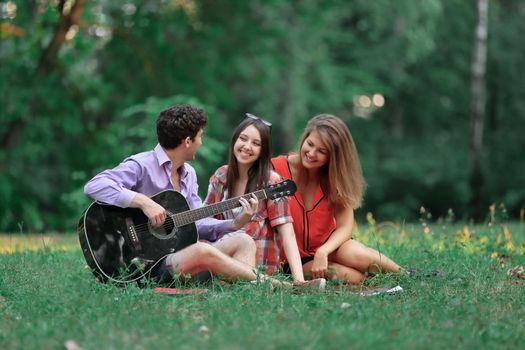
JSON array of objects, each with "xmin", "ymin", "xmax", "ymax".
[{"xmin": 154, "ymin": 287, "xmax": 208, "ymax": 295}]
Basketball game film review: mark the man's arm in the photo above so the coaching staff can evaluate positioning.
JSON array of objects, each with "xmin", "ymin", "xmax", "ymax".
[
  {"xmin": 84, "ymin": 160, "xmax": 143, "ymax": 208},
  {"xmin": 129, "ymin": 193, "xmax": 166, "ymax": 228},
  {"xmin": 85, "ymin": 160, "xmax": 169, "ymax": 227}
]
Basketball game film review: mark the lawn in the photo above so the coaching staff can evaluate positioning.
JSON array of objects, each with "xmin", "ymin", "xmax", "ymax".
[{"xmin": 1, "ymin": 218, "xmax": 524, "ymax": 349}]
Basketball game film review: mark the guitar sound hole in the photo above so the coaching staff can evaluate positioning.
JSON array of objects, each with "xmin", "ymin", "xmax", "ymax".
[{"xmin": 148, "ymin": 216, "xmax": 178, "ymax": 239}]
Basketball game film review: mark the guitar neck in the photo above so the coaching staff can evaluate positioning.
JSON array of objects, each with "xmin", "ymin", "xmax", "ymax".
[{"xmin": 170, "ymin": 189, "xmax": 267, "ymax": 226}]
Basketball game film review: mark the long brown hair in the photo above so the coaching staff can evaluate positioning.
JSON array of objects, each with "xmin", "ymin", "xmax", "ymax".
[
  {"xmin": 297, "ymin": 114, "xmax": 366, "ymax": 209},
  {"xmin": 226, "ymin": 118, "xmax": 272, "ymax": 196}
]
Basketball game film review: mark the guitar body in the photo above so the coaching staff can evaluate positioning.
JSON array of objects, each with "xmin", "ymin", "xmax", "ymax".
[{"xmin": 78, "ymin": 190, "xmax": 198, "ymax": 284}]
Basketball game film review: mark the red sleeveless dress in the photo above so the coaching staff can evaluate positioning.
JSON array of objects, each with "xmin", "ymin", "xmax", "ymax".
[{"xmin": 271, "ymin": 156, "xmax": 337, "ymax": 258}]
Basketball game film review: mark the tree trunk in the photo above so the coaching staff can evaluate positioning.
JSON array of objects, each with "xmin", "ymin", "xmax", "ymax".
[
  {"xmin": 388, "ymin": 102, "xmax": 404, "ymax": 140},
  {"xmin": 1, "ymin": 0, "xmax": 86, "ymax": 153},
  {"xmin": 468, "ymin": 0, "xmax": 489, "ymax": 217},
  {"xmin": 38, "ymin": 0, "xmax": 86, "ymax": 74}
]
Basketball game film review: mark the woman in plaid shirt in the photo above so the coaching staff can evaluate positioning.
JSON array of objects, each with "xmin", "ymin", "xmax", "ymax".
[{"xmin": 204, "ymin": 114, "xmax": 325, "ymax": 289}]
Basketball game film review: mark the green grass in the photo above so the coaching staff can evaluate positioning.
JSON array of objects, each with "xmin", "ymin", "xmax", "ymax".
[{"xmin": 1, "ymin": 222, "xmax": 524, "ymax": 349}]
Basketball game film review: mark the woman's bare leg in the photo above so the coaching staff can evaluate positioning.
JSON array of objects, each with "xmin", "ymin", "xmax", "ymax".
[
  {"xmin": 330, "ymin": 240, "xmax": 401, "ymax": 274},
  {"xmin": 166, "ymin": 242, "xmax": 257, "ymax": 281},
  {"xmin": 165, "ymin": 242, "xmax": 290, "ymax": 287},
  {"xmin": 302, "ymin": 260, "xmax": 365, "ymax": 284},
  {"xmin": 211, "ymin": 234, "xmax": 257, "ymax": 268}
]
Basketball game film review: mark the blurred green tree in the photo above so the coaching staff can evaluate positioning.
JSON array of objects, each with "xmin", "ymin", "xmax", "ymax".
[{"xmin": 0, "ymin": 0, "xmax": 523, "ymax": 231}]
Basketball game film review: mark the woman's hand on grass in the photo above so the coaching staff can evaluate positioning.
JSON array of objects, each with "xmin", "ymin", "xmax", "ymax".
[{"xmin": 311, "ymin": 250, "xmax": 329, "ymax": 279}]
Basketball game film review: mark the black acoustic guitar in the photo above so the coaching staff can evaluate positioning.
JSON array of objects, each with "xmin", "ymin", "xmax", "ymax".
[{"xmin": 78, "ymin": 180, "xmax": 296, "ymax": 284}]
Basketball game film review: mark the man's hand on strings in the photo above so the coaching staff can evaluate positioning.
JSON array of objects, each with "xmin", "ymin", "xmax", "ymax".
[{"xmin": 132, "ymin": 193, "xmax": 166, "ymax": 227}]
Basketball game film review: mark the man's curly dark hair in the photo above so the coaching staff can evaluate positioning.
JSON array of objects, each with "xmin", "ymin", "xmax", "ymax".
[{"xmin": 156, "ymin": 104, "xmax": 208, "ymax": 149}]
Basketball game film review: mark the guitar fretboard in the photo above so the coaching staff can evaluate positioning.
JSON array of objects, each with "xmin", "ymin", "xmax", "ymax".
[{"xmin": 169, "ymin": 189, "xmax": 267, "ymax": 227}]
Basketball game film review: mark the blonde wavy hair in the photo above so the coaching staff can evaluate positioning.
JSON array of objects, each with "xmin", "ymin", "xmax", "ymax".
[{"xmin": 297, "ymin": 114, "xmax": 366, "ymax": 209}]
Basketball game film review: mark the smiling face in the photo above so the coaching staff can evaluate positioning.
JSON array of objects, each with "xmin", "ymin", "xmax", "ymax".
[
  {"xmin": 300, "ymin": 130, "xmax": 329, "ymax": 170},
  {"xmin": 296, "ymin": 114, "xmax": 365, "ymax": 209},
  {"xmin": 233, "ymin": 125, "xmax": 262, "ymax": 168}
]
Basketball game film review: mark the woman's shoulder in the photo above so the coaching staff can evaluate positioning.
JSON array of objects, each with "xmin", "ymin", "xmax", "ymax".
[
  {"xmin": 272, "ymin": 153, "xmax": 296, "ymax": 161},
  {"xmin": 272, "ymin": 153, "xmax": 293, "ymax": 169},
  {"xmin": 272, "ymin": 153, "xmax": 299, "ymax": 177},
  {"xmin": 210, "ymin": 165, "xmax": 228, "ymax": 183},
  {"xmin": 216, "ymin": 164, "xmax": 228, "ymax": 173},
  {"xmin": 274, "ymin": 153, "xmax": 299, "ymax": 164}
]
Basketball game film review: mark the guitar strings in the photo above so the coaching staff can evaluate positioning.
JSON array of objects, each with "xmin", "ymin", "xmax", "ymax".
[
  {"xmin": 128, "ymin": 188, "xmax": 272, "ymax": 234},
  {"xmin": 129, "ymin": 209, "xmax": 187, "ymax": 235},
  {"xmin": 131, "ymin": 216, "xmax": 176, "ymax": 234}
]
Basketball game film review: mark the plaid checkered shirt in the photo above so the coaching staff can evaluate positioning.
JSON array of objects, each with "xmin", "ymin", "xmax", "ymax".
[{"xmin": 203, "ymin": 165, "xmax": 293, "ymax": 274}]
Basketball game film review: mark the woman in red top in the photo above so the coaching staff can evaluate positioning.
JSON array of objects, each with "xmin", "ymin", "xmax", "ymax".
[{"xmin": 272, "ymin": 114, "xmax": 401, "ymax": 284}]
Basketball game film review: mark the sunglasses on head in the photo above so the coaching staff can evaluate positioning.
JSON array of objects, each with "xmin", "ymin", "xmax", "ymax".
[{"xmin": 245, "ymin": 113, "xmax": 272, "ymax": 129}]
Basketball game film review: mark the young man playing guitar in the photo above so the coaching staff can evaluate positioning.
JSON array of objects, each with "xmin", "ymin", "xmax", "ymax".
[{"xmin": 84, "ymin": 104, "xmax": 272, "ymax": 284}]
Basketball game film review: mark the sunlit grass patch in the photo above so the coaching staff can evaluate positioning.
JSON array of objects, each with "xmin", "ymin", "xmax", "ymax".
[
  {"xmin": 0, "ymin": 233, "xmax": 79, "ymax": 254},
  {"xmin": 355, "ymin": 209, "xmax": 525, "ymax": 262},
  {"xmin": 1, "ymin": 219, "xmax": 524, "ymax": 349}
]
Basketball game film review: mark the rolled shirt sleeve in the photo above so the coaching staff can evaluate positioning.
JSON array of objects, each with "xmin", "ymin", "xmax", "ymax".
[{"xmin": 84, "ymin": 159, "xmax": 143, "ymax": 208}]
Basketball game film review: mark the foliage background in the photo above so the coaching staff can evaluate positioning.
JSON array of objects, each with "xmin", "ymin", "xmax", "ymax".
[{"xmin": 1, "ymin": 0, "xmax": 524, "ymax": 232}]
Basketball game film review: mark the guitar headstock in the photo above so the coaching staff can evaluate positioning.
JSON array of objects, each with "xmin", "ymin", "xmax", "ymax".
[{"xmin": 265, "ymin": 180, "xmax": 297, "ymax": 200}]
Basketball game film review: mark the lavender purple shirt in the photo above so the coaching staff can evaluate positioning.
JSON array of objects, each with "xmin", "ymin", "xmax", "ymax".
[{"xmin": 84, "ymin": 144, "xmax": 233, "ymax": 241}]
